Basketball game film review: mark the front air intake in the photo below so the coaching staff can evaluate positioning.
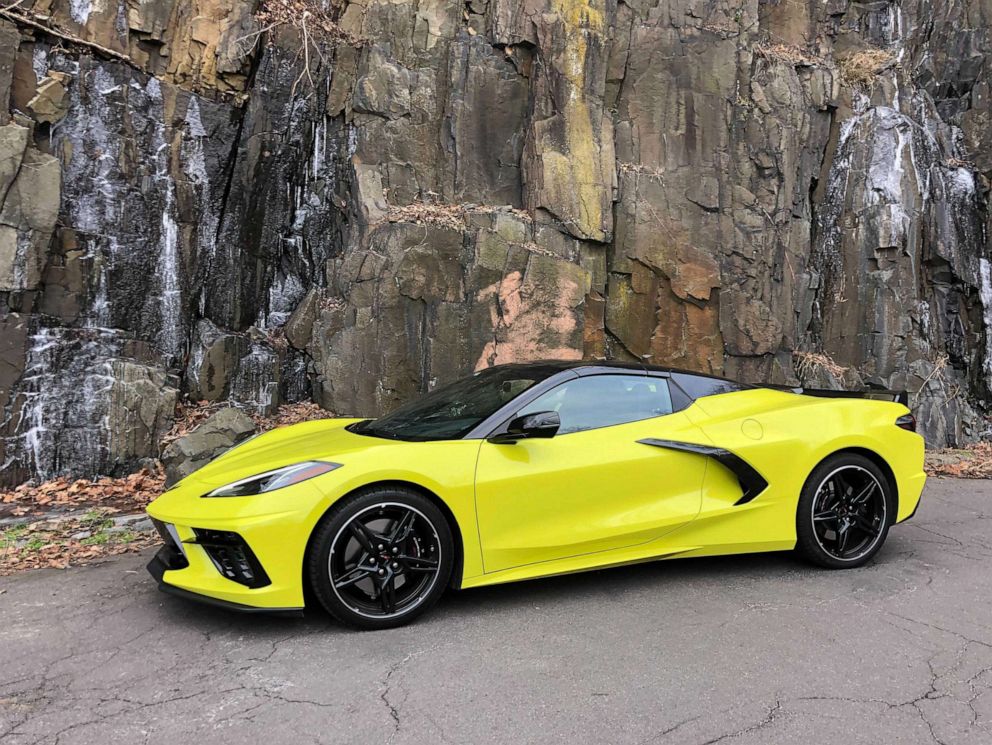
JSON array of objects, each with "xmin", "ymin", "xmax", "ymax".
[
  {"xmin": 190, "ymin": 529, "xmax": 271, "ymax": 589},
  {"xmin": 150, "ymin": 518, "xmax": 189, "ymax": 570}
]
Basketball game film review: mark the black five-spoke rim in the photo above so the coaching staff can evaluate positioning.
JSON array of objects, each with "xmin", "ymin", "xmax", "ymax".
[
  {"xmin": 812, "ymin": 466, "xmax": 886, "ymax": 561},
  {"xmin": 329, "ymin": 503, "xmax": 442, "ymax": 619}
]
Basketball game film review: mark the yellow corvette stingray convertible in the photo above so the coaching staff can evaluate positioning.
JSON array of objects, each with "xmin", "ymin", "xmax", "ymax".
[{"xmin": 147, "ymin": 361, "xmax": 926, "ymax": 629}]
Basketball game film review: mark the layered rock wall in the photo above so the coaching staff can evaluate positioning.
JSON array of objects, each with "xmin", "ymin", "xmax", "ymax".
[{"xmin": 1, "ymin": 0, "xmax": 991, "ymax": 485}]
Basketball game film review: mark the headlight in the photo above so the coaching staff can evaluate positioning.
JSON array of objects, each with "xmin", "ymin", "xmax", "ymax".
[{"xmin": 204, "ymin": 461, "xmax": 342, "ymax": 497}]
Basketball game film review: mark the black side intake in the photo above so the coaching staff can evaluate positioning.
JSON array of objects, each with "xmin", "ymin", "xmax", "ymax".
[
  {"xmin": 188, "ymin": 529, "xmax": 271, "ymax": 589},
  {"xmin": 150, "ymin": 518, "xmax": 190, "ymax": 570},
  {"xmin": 637, "ymin": 438, "xmax": 769, "ymax": 505}
]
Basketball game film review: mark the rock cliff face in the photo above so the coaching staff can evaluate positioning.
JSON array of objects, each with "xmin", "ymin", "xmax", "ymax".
[{"xmin": 1, "ymin": 0, "xmax": 990, "ymax": 485}]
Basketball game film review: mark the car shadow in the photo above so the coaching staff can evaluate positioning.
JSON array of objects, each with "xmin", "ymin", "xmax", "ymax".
[
  {"xmin": 148, "ymin": 549, "xmax": 836, "ymax": 635},
  {"xmin": 436, "ymin": 533, "xmax": 914, "ymax": 623},
  {"xmin": 439, "ymin": 551, "xmax": 803, "ymax": 617},
  {"xmin": 148, "ymin": 534, "xmax": 917, "ymax": 635}
]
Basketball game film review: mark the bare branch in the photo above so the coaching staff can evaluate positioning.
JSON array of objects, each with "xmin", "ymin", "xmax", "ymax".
[{"xmin": 0, "ymin": 7, "xmax": 135, "ymax": 66}]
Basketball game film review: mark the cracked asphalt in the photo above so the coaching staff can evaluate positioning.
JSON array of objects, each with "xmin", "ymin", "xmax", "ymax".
[{"xmin": 1, "ymin": 477, "xmax": 991, "ymax": 744}]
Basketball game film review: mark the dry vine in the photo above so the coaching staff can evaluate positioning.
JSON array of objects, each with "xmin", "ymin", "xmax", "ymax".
[
  {"xmin": 381, "ymin": 194, "xmax": 533, "ymax": 232},
  {"xmin": 235, "ymin": 0, "xmax": 362, "ymax": 96},
  {"xmin": 754, "ymin": 43, "xmax": 823, "ymax": 67},
  {"xmin": 838, "ymin": 48, "xmax": 897, "ymax": 86},
  {"xmin": 793, "ymin": 350, "xmax": 849, "ymax": 382}
]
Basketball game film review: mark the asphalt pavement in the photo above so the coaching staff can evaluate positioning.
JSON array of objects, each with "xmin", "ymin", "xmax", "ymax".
[{"xmin": 1, "ymin": 477, "xmax": 990, "ymax": 744}]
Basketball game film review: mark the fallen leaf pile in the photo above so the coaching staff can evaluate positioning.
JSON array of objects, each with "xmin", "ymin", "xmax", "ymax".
[
  {"xmin": 164, "ymin": 399, "xmax": 336, "ymax": 447},
  {"xmin": 1, "ymin": 509, "xmax": 157, "ymax": 576},
  {"xmin": 926, "ymin": 442, "xmax": 992, "ymax": 479},
  {"xmin": 253, "ymin": 400, "xmax": 335, "ymax": 430},
  {"xmin": 0, "ymin": 466, "xmax": 166, "ymax": 519},
  {"xmin": 384, "ymin": 200, "xmax": 533, "ymax": 232},
  {"xmin": 386, "ymin": 200, "xmax": 469, "ymax": 231},
  {"xmin": 4, "ymin": 402, "xmax": 335, "ymax": 522},
  {"xmin": 160, "ymin": 400, "xmax": 231, "ymax": 447},
  {"xmin": 0, "ymin": 400, "xmax": 337, "ymax": 575}
]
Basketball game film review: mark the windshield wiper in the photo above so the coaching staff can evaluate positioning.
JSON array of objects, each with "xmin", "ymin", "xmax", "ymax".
[{"xmin": 347, "ymin": 420, "xmax": 407, "ymax": 440}]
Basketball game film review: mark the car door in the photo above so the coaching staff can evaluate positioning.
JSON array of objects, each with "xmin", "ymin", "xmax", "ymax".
[{"xmin": 474, "ymin": 373, "xmax": 708, "ymax": 573}]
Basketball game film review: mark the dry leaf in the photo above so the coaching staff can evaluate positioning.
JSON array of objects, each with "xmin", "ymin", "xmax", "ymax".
[{"xmin": 926, "ymin": 442, "xmax": 992, "ymax": 479}]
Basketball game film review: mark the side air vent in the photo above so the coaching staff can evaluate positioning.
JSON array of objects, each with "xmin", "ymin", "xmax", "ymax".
[{"xmin": 637, "ymin": 438, "xmax": 769, "ymax": 505}]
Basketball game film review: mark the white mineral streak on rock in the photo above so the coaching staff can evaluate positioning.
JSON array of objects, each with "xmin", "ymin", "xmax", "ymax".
[
  {"xmin": 15, "ymin": 329, "xmax": 117, "ymax": 480},
  {"xmin": 231, "ymin": 341, "xmax": 280, "ymax": 414},
  {"xmin": 272, "ymin": 273, "xmax": 307, "ymax": 327},
  {"xmin": 182, "ymin": 96, "xmax": 219, "ymax": 270},
  {"xmin": 69, "ymin": 0, "xmax": 91, "ymax": 26},
  {"xmin": 981, "ymin": 259, "xmax": 992, "ymax": 388},
  {"xmin": 313, "ymin": 115, "xmax": 326, "ymax": 181},
  {"xmin": 31, "ymin": 47, "xmax": 48, "ymax": 82},
  {"xmin": 144, "ymin": 78, "xmax": 182, "ymax": 359}
]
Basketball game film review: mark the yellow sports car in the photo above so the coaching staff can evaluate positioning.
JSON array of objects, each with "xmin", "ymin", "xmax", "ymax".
[{"xmin": 146, "ymin": 361, "xmax": 926, "ymax": 629}]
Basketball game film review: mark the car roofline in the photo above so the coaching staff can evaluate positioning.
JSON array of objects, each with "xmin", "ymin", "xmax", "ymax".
[
  {"xmin": 473, "ymin": 359, "xmax": 752, "ymax": 387},
  {"xmin": 461, "ymin": 361, "xmax": 910, "ymax": 442}
]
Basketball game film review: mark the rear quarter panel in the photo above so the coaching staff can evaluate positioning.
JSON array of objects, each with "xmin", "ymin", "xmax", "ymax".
[{"xmin": 678, "ymin": 389, "xmax": 925, "ymax": 551}]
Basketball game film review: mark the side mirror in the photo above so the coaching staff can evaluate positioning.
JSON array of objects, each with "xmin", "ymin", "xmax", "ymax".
[{"xmin": 488, "ymin": 411, "xmax": 560, "ymax": 444}]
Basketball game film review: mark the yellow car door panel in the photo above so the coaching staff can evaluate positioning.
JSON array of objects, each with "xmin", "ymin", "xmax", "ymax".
[{"xmin": 475, "ymin": 409, "xmax": 709, "ymax": 574}]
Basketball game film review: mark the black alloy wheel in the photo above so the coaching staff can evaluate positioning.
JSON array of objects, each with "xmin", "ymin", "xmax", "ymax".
[
  {"xmin": 309, "ymin": 487, "xmax": 454, "ymax": 629},
  {"xmin": 796, "ymin": 453, "xmax": 893, "ymax": 568}
]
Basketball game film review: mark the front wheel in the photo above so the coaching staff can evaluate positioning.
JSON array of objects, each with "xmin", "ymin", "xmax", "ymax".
[
  {"xmin": 795, "ymin": 453, "xmax": 893, "ymax": 569},
  {"xmin": 308, "ymin": 487, "xmax": 454, "ymax": 630}
]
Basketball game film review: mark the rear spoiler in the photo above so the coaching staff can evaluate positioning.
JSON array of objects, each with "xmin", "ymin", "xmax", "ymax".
[{"xmin": 762, "ymin": 385, "xmax": 909, "ymax": 407}]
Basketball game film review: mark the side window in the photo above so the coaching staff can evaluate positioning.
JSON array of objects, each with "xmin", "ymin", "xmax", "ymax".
[
  {"xmin": 517, "ymin": 375, "xmax": 674, "ymax": 434},
  {"xmin": 671, "ymin": 372, "xmax": 748, "ymax": 400}
]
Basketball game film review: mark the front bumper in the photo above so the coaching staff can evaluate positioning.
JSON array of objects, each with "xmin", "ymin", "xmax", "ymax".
[
  {"xmin": 145, "ymin": 475, "xmax": 327, "ymax": 612},
  {"xmin": 147, "ymin": 544, "xmax": 303, "ymax": 616}
]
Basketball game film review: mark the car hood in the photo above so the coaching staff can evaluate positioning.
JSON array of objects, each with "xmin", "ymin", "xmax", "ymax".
[{"xmin": 183, "ymin": 417, "xmax": 403, "ymax": 488}]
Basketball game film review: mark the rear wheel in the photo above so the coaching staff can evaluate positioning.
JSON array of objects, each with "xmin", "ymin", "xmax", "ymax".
[
  {"xmin": 795, "ymin": 453, "xmax": 892, "ymax": 568},
  {"xmin": 308, "ymin": 487, "xmax": 454, "ymax": 630}
]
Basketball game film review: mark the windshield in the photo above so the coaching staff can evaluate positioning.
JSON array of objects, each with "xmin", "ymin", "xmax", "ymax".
[{"xmin": 351, "ymin": 365, "xmax": 562, "ymax": 441}]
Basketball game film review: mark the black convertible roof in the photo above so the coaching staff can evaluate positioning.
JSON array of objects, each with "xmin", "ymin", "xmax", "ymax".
[
  {"xmin": 493, "ymin": 360, "xmax": 907, "ymax": 406},
  {"xmin": 491, "ymin": 359, "xmax": 749, "ymax": 384}
]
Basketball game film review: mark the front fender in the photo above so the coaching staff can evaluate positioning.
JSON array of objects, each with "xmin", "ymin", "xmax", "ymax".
[{"xmin": 300, "ymin": 441, "xmax": 484, "ymax": 582}]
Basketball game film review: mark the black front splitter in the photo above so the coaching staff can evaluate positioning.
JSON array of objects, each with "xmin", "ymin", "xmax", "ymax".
[{"xmin": 147, "ymin": 546, "xmax": 304, "ymax": 618}]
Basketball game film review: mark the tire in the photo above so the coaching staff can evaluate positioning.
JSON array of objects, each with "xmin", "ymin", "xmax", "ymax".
[
  {"xmin": 795, "ymin": 452, "xmax": 893, "ymax": 569},
  {"xmin": 308, "ymin": 486, "xmax": 454, "ymax": 630}
]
